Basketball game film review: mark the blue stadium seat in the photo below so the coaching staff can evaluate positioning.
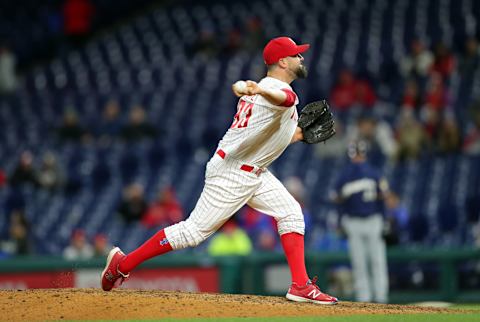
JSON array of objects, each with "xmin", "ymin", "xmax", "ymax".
[{"xmin": 1, "ymin": 0, "xmax": 480, "ymax": 254}]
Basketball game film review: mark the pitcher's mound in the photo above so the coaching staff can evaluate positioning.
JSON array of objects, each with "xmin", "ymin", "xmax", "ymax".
[{"xmin": 1, "ymin": 288, "xmax": 453, "ymax": 321}]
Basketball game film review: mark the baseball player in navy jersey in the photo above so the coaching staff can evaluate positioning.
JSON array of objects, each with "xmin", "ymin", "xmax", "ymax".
[
  {"xmin": 101, "ymin": 36, "xmax": 338, "ymax": 304},
  {"xmin": 331, "ymin": 141, "xmax": 389, "ymax": 303}
]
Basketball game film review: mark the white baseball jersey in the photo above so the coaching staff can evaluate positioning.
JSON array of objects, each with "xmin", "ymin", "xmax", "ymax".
[
  {"xmin": 165, "ymin": 76, "xmax": 304, "ymax": 249},
  {"xmin": 217, "ymin": 76, "xmax": 299, "ymax": 168}
]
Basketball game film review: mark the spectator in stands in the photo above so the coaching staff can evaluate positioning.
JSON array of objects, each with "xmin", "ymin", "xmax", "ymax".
[
  {"xmin": 331, "ymin": 140, "xmax": 389, "ymax": 303},
  {"xmin": 330, "ymin": 70, "xmax": 377, "ymax": 112},
  {"xmin": 315, "ymin": 118, "xmax": 348, "ymax": 159},
  {"xmin": 96, "ymin": 99, "xmax": 122, "ymax": 145},
  {"xmin": 117, "ymin": 183, "xmax": 148, "ymax": 223},
  {"xmin": 93, "ymin": 233, "xmax": 111, "ymax": 257},
  {"xmin": 63, "ymin": 0, "xmax": 95, "ymax": 48},
  {"xmin": 141, "ymin": 186, "xmax": 184, "ymax": 229},
  {"xmin": 421, "ymin": 108, "xmax": 441, "ymax": 146},
  {"xmin": 422, "ymin": 72, "xmax": 448, "ymax": 112},
  {"xmin": 330, "ymin": 70, "xmax": 356, "ymax": 111},
  {"xmin": 238, "ymin": 206, "xmax": 263, "ymax": 236},
  {"xmin": 208, "ymin": 218, "xmax": 252, "ymax": 256},
  {"xmin": 383, "ymin": 191, "xmax": 409, "ymax": 246},
  {"xmin": 458, "ymin": 37, "xmax": 480, "ymax": 79},
  {"xmin": 0, "ymin": 168, "xmax": 6, "ymax": 187},
  {"xmin": 395, "ymin": 109, "xmax": 428, "ymax": 161},
  {"xmin": 346, "ymin": 114, "xmax": 398, "ymax": 162},
  {"xmin": 436, "ymin": 114, "xmax": 461, "ymax": 154},
  {"xmin": 432, "ymin": 42, "xmax": 455, "ymax": 80},
  {"xmin": 222, "ymin": 29, "xmax": 242, "ymax": 57},
  {"xmin": 233, "ymin": 178, "xmax": 311, "ymax": 253},
  {"xmin": 191, "ymin": 28, "xmax": 220, "ymax": 60},
  {"xmin": 63, "ymin": 229, "xmax": 94, "ymax": 260},
  {"xmin": 400, "ymin": 39, "xmax": 434, "ymax": 79},
  {"xmin": 37, "ymin": 152, "xmax": 65, "ymax": 191},
  {"xmin": 120, "ymin": 105, "xmax": 157, "ymax": 142},
  {"xmin": 420, "ymin": 73, "xmax": 449, "ymax": 144},
  {"xmin": 311, "ymin": 223, "xmax": 348, "ymax": 252},
  {"xmin": 463, "ymin": 102, "xmax": 480, "ymax": 155},
  {"xmin": 0, "ymin": 44, "xmax": 17, "ymax": 95},
  {"xmin": 237, "ymin": 206, "xmax": 278, "ymax": 250},
  {"xmin": 0, "ymin": 209, "xmax": 31, "ymax": 255},
  {"xmin": 354, "ymin": 76, "xmax": 377, "ymax": 109},
  {"xmin": 401, "ymin": 79, "xmax": 421, "ymax": 111},
  {"xmin": 256, "ymin": 228, "xmax": 278, "ymax": 251},
  {"xmin": 57, "ymin": 109, "xmax": 90, "ymax": 143},
  {"xmin": 9, "ymin": 151, "xmax": 39, "ymax": 187},
  {"xmin": 243, "ymin": 17, "xmax": 266, "ymax": 53}
]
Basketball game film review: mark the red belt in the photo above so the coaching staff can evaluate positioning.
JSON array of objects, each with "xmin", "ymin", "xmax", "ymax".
[{"xmin": 216, "ymin": 149, "xmax": 261, "ymax": 175}]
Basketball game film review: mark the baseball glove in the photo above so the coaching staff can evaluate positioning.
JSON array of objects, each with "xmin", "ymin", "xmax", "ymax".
[{"xmin": 298, "ymin": 100, "xmax": 336, "ymax": 144}]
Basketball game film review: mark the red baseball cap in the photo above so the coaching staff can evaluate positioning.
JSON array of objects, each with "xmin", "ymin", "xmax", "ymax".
[{"xmin": 263, "ymin": 37, "xmax": 310, "ymax": 65}]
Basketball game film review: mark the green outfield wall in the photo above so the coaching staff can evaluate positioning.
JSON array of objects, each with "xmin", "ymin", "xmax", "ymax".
[{"xmin": 0, "ymin": 248, "xmax": 479, "ymax": 303}]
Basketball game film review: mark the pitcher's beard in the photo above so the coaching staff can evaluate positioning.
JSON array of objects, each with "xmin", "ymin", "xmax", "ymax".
[{"xmin": 295, "ymin": 64, "xmax": 308, "ymax": 78}]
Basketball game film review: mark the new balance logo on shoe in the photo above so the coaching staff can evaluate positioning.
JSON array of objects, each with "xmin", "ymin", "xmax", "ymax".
[
  {"xmin": 308, "ymin": 289, "xmax": 321, "ymax": 299},
  {"xmin": 286, "ymin": 277, "xmax": 338, "ymax": 305}
]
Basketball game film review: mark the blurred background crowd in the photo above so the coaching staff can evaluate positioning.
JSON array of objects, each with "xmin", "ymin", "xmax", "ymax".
[{"xmin": 0, "ymin": 0, "xmax": 479, "ymax": 274}]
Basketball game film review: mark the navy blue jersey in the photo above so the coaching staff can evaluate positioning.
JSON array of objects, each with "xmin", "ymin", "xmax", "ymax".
[{"xmin": 333, "ymin": 162, "xmax": 388, "ymax": 218}]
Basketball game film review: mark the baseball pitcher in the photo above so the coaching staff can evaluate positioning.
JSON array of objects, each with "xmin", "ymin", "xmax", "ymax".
[{"xmin": 101, "ymin": 36, "xmax": 337, "ymax": 304}]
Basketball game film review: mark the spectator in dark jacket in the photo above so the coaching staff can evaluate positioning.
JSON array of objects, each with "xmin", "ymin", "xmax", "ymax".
[
  {"xmin": 96, "ymin": 99, "xmax": 122, "ymax": 142},
  {"xmin": 1, "ymin": 209, "xmax": 31, "ymax": 255},
  {"xmin": 10, "ymin": 151, "xmax": 38, "ymax": 187},
  {"xmin": 458, "ymin": 37, "xmax": 480, "ymax": 79},
  {"xmin": 57, "ymin": 109, "xmax": 89, "ymax": 143},
  {"xmin": 120, "ymin": 105, "xmax": 157, "ymax": 142},
  {"xmin": 117, "ymin": 183, "xmax": 148, "ymax": 223}
]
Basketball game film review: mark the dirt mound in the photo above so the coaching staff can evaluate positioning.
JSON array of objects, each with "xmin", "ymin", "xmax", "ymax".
[{"xmin": 0, "ymin": 288, "xmax": 458, "ymax": 321}]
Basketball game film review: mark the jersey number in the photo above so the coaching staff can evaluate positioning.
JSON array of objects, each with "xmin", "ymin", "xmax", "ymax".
[
  {"xmin": 230, "ymin": 100, "xmax": 253, "ymax": 129},
  {"xmin": 362, "ymin": 187, "xmax": 377, "ymax": 202}
]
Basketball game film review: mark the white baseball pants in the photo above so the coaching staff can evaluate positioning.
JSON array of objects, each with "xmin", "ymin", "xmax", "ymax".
[
  {"xmin": 342, "ymin": 214, "xmax": 389, "ymax": 303},
  {"xmin": 165, "ymin": 151, "xmax": 304, "ymax": 249}
]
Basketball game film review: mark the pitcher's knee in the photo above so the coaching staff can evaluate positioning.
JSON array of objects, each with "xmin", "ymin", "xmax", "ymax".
[
  {"xmin": 164, "ymin": 219, "xmax": 209, "ymax": 249},
  {"xmin": 277, "ymin": 210, "xmax": 305, "ymax": 235}
]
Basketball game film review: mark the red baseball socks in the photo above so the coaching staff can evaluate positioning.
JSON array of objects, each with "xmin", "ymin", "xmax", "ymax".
[
  {"xmin": 118, "ymin": 229, "xmax": 173, "ymax": 274},
  {"xmin": 281, "ymin": 232, "xmax": 309, "ymax": 285}
]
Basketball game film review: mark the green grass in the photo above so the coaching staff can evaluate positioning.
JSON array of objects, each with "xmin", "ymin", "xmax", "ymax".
[
  {"xmin": 74, "ymin": 313, "xmax": 479, "ymax": 322},
  {"xmin": 64, "ymin": 303, "xmax": 480, "ymax": 322},
  {"xmin": 450, "ymin": 303, "xmax": 480, "ymax": 310}
]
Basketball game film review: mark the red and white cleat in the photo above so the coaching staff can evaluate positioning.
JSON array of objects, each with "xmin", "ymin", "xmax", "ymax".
[
  {"xmin": 101, "ymin": 247, "xmax": 129, "ymax": 291},
  {"xmin": 286, "ymin": 277, "xmax": 338, "ymax": 305}
]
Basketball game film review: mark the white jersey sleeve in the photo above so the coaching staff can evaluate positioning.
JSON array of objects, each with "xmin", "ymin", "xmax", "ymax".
[{"xmin": 253, "ymin": 77, "xmax": 299, "ymax": 110}]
